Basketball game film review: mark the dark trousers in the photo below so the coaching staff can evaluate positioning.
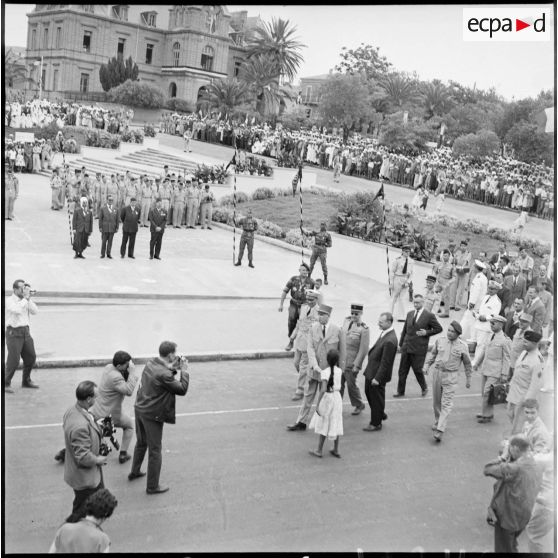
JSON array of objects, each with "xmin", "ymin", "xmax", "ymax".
[
  {"xmin": 4, "ymin": 326, "xmax": 36, "ymax": 386},
  {"xmin": 67, "ymin": 480, "xmax": 103, "ymax": 523},
  {"xmin": 397, "ymin": 350, "xmax": 427, "ymax": 394},
  {"xmin": 309, "ymin": 248, "xmax": 328, "ymax": 278},
  {"xmin": 149, "ymin": 231, "xmax": 164, "ymax": 258},
  {"xmin": 238, "ymin": 235, "xmax": 254, "ymax": 263},
  {"xmin": 101, "ymin": 232, "xmax": 114, "ymax": 257},
  {"xmin": 131, "ymin": 413, "xmax": 164, "ymax": 491},
  {"xmin": 494, "ymin": 523, "xmax": 521, "ymax": 553},
  {"xmin": 120, "ymin": 231, "xmax": 137, "ymax": 257},
  {"xmin": 287, "ymin": 300, "xmax": 301, "ymax": 337},
  {"xmin": 364, "ymin": 380, "xmax": 386, "ymax": 426}
]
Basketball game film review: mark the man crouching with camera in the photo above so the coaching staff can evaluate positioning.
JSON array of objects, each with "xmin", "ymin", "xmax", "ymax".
[
  {"xmin": 128, "ymin": 341, "xmax": 189, "ymax": 494},
  {"xmin": 55, "ymin": 351, "xmax": 138, "ymax": 465}
]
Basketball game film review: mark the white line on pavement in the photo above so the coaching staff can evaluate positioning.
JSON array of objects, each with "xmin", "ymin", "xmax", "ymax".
[{"xmin": 4, "ymin": 393, "xmax": 479, "ymax": 431}]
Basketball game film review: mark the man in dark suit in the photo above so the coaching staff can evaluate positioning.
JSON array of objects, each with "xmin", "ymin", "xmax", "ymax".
[
  {"xmin": 503, "ymin": 264, "xmax": 527, "ymax": 304},
  {"xmin": 98, "ymin": 194, "xmax": 119, "ymax": 259},
  {"xmin": 363, "ymin": 312, "xmax": 398, "ymax": 432},
  {"xmin": 504, "ymin": 298, "xmax": 525, "ymax": 339},
  {"xmin": 394, "ymin": 294, "xmax": 443, "ymax": 397},
  {"xmin": 72, "ymin": 197, "xmax": 93, "ymax": 259},
  {"xmin": 525, "ymin": 285, "xmax": 545, "ymax": 334},
  {"xmin": 148, "ymin": 198, "xmax": 167, "ymax": 260},
  {"xmin": 120, "ymin": 197, "xmax": 140, "ymax": 259}
]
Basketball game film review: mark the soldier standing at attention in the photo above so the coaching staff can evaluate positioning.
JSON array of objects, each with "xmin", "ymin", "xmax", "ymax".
[
  {"xmin": 432, "ymin": 249, "xmax": 455, "ymax": 318},
  {"xmin": 172, "ymin": 181, "xmax": 186, "ymax": 229},
  {"xmin": 306, "ymin": 221, "xmax": 332, "ymax": 284},
  {"xmin": 158, "ymin": 178, "xmax": 172, "ymax": 224},
  {"xmin": 424, "ymin": 321, "xmax": 472, "ymax": 442},
  {"xmin": 140, "ymin": 178, "xmax": 153, "ymax": 228},
  {"xmin": 390, "ymin": 245, "xmax": 413, "ymax": 321},
  {"xmin": 340, "ymin": 303, "xmax": 369, "ymax": 415},
  {"xmin": 423, "ymin": 275, "xmax": 442, "ymax": 314},
  {"xmin": 235, "ymin": 208, "xmax": 258, "ymax": 267},
  {"xmin": 280, "ymin": 263, "xmax": 315, "ymax": 350},
  {"xmin": 200, "ymin": 184, "xmax": 215, "ymax": 230}
]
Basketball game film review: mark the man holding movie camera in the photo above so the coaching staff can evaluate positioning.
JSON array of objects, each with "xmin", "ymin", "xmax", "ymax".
[
  {"xmin": 128, "ymin": 341, "xmax": 189, "ymax": 494},
  {"xmin": 4, "ymin": 279, "xmax": 39, "ymax": 393}
]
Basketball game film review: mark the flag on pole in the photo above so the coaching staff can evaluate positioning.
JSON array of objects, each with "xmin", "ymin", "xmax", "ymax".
[
  {"xmin": 372, "ymin": 183, "xmax": 384, "ymax": 202},
  {"xmin": 534, "ymin": 107, "xmax": 554, "ymax": 133},
  {"xmin": 225, "ymin": 149, "xmax": 238, "ymax": 172}
]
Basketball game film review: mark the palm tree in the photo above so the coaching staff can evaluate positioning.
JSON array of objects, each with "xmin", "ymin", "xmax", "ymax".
[
  {"xmin": 239, "ymin": 55, "xmax": 294, "ymax": 116},
  {"xmin": 379, "ymin": 73, "xmax": 418, "ymax": 110},
  {"xmin": 206, "ymin": 78, "xmax": 250, "ymax": 116},
  {"xmin": 421, "ymin": 81, "xmax": 453, "ymax": 119},
  {"xmin": 245, "ymin": 17, "xmax": 306, "ymax": 83},
  {"xmin": 5, "ymin": 48, "xmax": 36, "ymax": 89}
]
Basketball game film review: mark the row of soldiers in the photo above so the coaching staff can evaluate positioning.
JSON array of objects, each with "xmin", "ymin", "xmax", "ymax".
[{"xmin": 50, "ymin": 166, "xmax": 216, "ymax": 229}]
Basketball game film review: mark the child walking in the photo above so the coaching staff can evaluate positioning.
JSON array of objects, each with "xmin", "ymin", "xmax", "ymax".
[{"xmin": 309, "ymin": 349, "xmax": 344, "ymax": 458}]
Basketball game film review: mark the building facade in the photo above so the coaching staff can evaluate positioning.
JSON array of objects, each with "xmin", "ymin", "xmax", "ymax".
[{"xmin": 24, "ymin": 4, "xmax": 260, "ymax": 103}]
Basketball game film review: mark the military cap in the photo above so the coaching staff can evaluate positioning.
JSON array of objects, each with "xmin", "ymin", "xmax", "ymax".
[
  {"xmin": 317, "ymin": 304, "xmax": 332, "ymax": 315},
  {"xmin": 524, "ymin": 330, "xmax": 542, "ymax": 343},
  {"xmin": 350, "ymin": 303, "xmax": 364, "ymax": 312},
  {"xmin": 518, "ymin": 312, "xmax": 533, "ymax": 323},
  {"xmin": 401, "ymin": 245, "xmax": 411, "ymax": 251},
  {"xmin": 489, "ymin": 315, "xmax": 506, "ymax": 324},
  {"xmin": 474, "ymin": 259, "xmax": 486, "ymax": 269},
  {"xmin": 426, "ymin": 275, "xmax": 437, "ymax": 282},
  {"xmin": 449, "ymin": 321, "xmax": 462, "ymax": 335}
]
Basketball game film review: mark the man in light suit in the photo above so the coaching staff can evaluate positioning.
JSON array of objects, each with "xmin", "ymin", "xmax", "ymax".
[
  {"xmin": 503, "ymin": 263, "xmax": 527, "ymax": 303},
  {"xmin": 362, "ymin": 312, "xmax": 397, "ymax": 431},
  {"xmin": 461, "ymin": 260, "xmax": 489, "ymax": 340},
  {"xmin": 390, "ymin": 245, "xmax": 413, "ymax": 321},
  {"xmin": 98, "ymin": 194, "xmax": 119, "ymax": 259},
  {"xmin": 63, "ymin": 380, "xmax": 107, "ymax": 523},
  {"xmin": 524, "ymin": 285, "xmax": 546, "ymax": 334},
  {"xmin": 394, "ymin": 294, "xmax": 443, "ymax": 397},
  {"xmin": 471, "ymin": 281, "xmax": 503, "ymax": 366},
  {"xmin": 286, "ymin": 304, "xmax": 346, "ymax": 431}
]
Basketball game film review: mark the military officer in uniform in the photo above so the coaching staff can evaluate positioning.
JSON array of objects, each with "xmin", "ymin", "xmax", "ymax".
[
  {"xmin": 423, "ymin": 274, "xmax": 441, "ymax": 314},
  {"xmin": 424, "ymin": 321, "xmax": 472, "ymax": 442},
  {"xmin": 432, "ymin": 249, "xmax": 455, "ymax": 317},
  {"xmin": 158, "ymin": 178, "xmax": 172, "ymax": 222},
  {"xmin": 172, "ymin": 181, "xmax": 186, "ymax": 228},
  {"xmin": 306, "ymin": 221, "xmax": 333, "ymax": 284},
  {"xmin": 235, "ymin": 208, "xmax": 258, "ymax": 267},
  {"xmin": 124, "ymin": 177, "xmax": 138, "ymax": 207},
  {"xmin": 390, "ymin": 245, "xmax": 413, "ymax": 321},
  {"xmin": 506, "ymin": 330, "xmax": 544, "ymax": 434},
  {"xmin": 471, "ymin": 280, "xmax": 502, "ymax": 366},
  {"xmin": 340, "ymin": 303, "xmax": 369, "ymax": 415},
  {"xmin": 473, "ymin": 315, "xmax": 511, "ymax": 423},
  {"xmin": 200, "ymin": 184, "xmax": 215, "ymax": 230},
  {"xmin": 452, "ymin": 240, "xmax": 472, "ymax": 310},
  {"xmin": 288, "ymin": 289, "xmax": 320, "ymax": 401},
  {"xmin": 140, "ymin": 178, "xmax": 154, "ymax": 227}
]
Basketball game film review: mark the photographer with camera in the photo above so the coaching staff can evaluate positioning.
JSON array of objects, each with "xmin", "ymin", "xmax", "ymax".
[
  {"xmin": 129, "ymin": 341, "xmax": 189, "ymax": 494},
  {"xmin": 62, "ymin": 381, "xmax": 108, "ymax": 523},
  {"xmin": 4, "ymin": 279, "xmax": 39, "ymax": 393}
]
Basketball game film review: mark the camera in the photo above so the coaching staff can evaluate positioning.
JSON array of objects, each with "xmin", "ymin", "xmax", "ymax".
[
  {"xmin": 97, "ymin": 415, "xmax": 120, "ymax": 455},
  {"xmin": 24, "ymin": 283, "xmax": 37, "ymax": 295}
]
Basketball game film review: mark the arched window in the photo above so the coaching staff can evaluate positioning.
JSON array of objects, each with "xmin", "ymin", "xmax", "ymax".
[
  {"xmin": 172, "ymin": 42, "xmax": 180, "ymax": 67},
  {"xmin": 169, "ymin": 82, "xmax": 177, "ymax": 98},
  {"xmin": 201, "ymin": 45, "xmax": 214, "ymax": 71}
]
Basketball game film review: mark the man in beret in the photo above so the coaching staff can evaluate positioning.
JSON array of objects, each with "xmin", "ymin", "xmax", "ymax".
[
  {"xmin": 286, "ymin": 303, "xmax": 346, "ymax": 431},
  {"xmin": 473, "ymin": 315, "xmax": 511, "ymax": 423},
  {"xmin": 234, "ymin": 208, "xmax": 258, "ymax": 268},
  {"xmin": 506, "ymin": 330, "xmax": 544, "ymax": 434},
  {"xmin": 424, "ymin": 321, "xmax": 472, "ymax": 441}
]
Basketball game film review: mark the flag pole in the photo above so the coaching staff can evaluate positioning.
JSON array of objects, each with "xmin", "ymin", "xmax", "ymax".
[
  {"xmin": 298, "ymin": 163, "xmax": 304, "ymax": 263},
  {"xmin": 226, "ymin": 149, "xmax": 239, "ymax": 265},
  {"xmin": 374, "ymin": 181, "xmax": 391, "ymax": 297}
]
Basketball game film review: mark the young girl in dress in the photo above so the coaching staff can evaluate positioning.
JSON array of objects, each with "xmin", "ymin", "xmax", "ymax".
[{"xmin": 309, "ymin": 349, "xmax": 343, "ymax": 458}]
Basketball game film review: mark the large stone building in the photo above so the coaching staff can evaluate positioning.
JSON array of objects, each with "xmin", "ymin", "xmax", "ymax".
[{"xmin": 24, "ymin": 4, "xmax": 261, "ymax": 103}]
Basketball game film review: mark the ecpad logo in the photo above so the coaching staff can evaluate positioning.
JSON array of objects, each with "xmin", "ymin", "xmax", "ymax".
[{"xmin": 463, "ymin": 8, "xmax": 552, "ymax": 42}]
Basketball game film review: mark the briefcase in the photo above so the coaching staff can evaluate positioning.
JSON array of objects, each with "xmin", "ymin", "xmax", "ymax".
[{"xmin": 489, "ymin": 379, "xmax": 509, "ymax": 405}]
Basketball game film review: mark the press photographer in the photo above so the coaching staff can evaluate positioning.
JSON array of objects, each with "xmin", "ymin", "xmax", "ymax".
[
  {"xmin": 128, "ymin": 341, "xmax": 190, "ymax": 495},
  {"xmin": 4, "ymin": 279, "xmax": 39, "ymax": 393}
]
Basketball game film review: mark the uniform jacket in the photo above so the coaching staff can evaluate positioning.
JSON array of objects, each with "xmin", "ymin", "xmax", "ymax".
[
  {"xmin": 63, "ymin": 404, "xmax": 103, "ymax": 491},
  {"xmin": 510, "ymin": 327, "xmax": 531, "ymax": 368},
  {"xmin": 89, "ymin": 364, "xmax": 138, "ymax": 422},
  {"xmin": 507, "ymin": 349, "xmax": 544, "ymax": 405},
  {"xmin": 148, "ymin": 207, "xmax": 167, "ymax": 232},
  {"xmin": 134, "ymin": 357, "xmax": 189, "ymax": 424},
  {"xmin": 291, "ymin": 303, "xmax": 319, "ymax": 351},
  {"xmin": 98, "ymin": 204, "xmax": 119, "ymax": 233},
  {"xmin": 484, "ymin": 454, "xmax": 542, "ymax": 532},
  {"xmin": 468, "ymin": 272, "xmax": 488, "ymax": 309},
  {"xmin": 525, "ymin": 297, "xmax": 545, "ymax": 334},
  {"xmin": 363, "ymin": 329, "xmax": 397, "ymax": 384},
  {"xmin": 120, "ymin": 205, "xmax": 140, "ymax": 233},
  {"xmin": 342, "ymin": 318, "xmax": 370, "ymax": 370},
  {"xmin": 424, "ymin": 337, "xmax": 472, "ymax": 379},
  {"xmin": 474, "ymin": 294, "xmax": 502, "ymax": 332},
  {"xmin": 503, "ymin": 274, "xmax": 527, "ymax": 302},
  {"xmin": 399, "ymin": 308, "xmax": 442, "ymax": 355},
  {"xmin": 306, "ymin": 322, "xmax": 346, "ymax": 377},
  {"xmin": 476, "ymin": 330, "xmax": 511, "ymax": 378},
  {"xmin": 72, "ymin": 207, "xmax": 93, "ymax": 234}
]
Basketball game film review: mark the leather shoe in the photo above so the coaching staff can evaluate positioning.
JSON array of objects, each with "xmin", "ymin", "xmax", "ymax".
[
  {"xmin": 422, "ymin": 388, "xmax": 428, "ymax": 397},
  {"xmin": 118, "ymin": 453, "xmax": 131, "ymax": 464},
  {"xmin": 234, "ymin": 262, "xmax": 241, "ymax": 266},
  {"xmin": 54, "ymin": 449, "xmax": 66, "ymax": 462},
  {"xmin": 393, "ymin": 393, "xmax": 404, "ymax": 398},
  {"xmin": 107, "ymin": 255, "xmax": 113, "ymax": 259},
  {"xmin": 146, "ymin": 485, "xmax": 169, "ymax": 494},
  {"xmin": 433, "ymin": 430, "xmax": 443, "ymax": 442},
  {"xmin": 128, "ymin": 471, "xmax": 147, "ymax": 481},
  {"xmin": 154, "ymin": 256, "xmax": 161, "ymax": 260},
  {"xmin": 291, "ymin": 393, "xmax": 303, "ymax": 401},
  {"xmin": 248, "ymin": 263, "xmax": 254, "ymax": 268},
  {"xmin": 128, "ymin": 255, "xmax": 135, "ymax": 259},
  {"xmin": 284, "ymin": 341, "xmax": 293, "ymax": 351},
  {"xmin": 286, "ymin": 422, "xmax": 306, "ymax": 431},
  {"xmin": 351, "ymin": 406, "xmax": 365, "ymax": 415},
  {"xmin": 477, "ymin": 416, "xmax": 493, "ymax": 424},
  {"xmin": 363, "ymin": 424, "xmax": 382, "ymax": 432},
  {"xmin": 4, "ymin": 386, "xmax": 15, "ymax": 394},
  {"xmin": 22, "ymin": 381, "xmax": 39, "ymax": 389},
  {"xmin": 149, "ymin": 256, "xmax": 153, "ymax": 259},
  {"xmin": 475, "ymin": 413, "xmax": 484, "ymax": 418},
  {"xmin": 383, "ymin": 413, "xmax": 388, "ymax": 420},
  {"xmin": 121, "ymin": 254, "xmax": 125, "ymax": 258}
]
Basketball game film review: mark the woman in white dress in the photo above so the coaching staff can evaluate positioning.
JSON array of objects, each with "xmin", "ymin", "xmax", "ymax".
[{"xmin": 309, "ymin": 349, "xmax": 343, "ymax": 458}]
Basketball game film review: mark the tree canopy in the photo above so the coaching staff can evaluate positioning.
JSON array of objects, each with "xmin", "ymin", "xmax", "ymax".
[{"xmin": 99, "ymin": 56, "xmax": 139, "ymax": 92}]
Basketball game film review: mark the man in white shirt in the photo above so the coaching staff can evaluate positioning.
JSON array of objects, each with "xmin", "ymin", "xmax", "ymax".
[
  {"xmin": 460, "ymin": 260, "xmax": 488, "ymax": 340},
  {"xmin": 4, "ymin": 279, "xmax": 39, "ymax": 392},
  {"xmin": 471, "ymin": 280, "xmax": 503, "ymax": 366}
]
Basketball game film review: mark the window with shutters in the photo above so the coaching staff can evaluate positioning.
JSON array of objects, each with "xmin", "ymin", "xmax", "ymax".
[
  {"xmin": 117, "ymin": 38, "xmax": 125, "ymax": 60},
  {"xmin": 172, "ymin": 42, "xmax": 180, "ymax": 67},
  {"xmin": 200, "ymin": 45, "xmax": 214, "ymax": 71},
  {"xmin": 145, "ymin": 44, "xmax": 153, "ymax": 64},
  {"xmin": 80, "ymin": 73, "xmax": 89, "ymax": 93},
  {"xmin": 83, "ymin": 31, "xmax": 91, "ymax": 53}
]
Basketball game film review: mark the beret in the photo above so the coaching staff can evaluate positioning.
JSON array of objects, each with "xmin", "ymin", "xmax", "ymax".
[
  {"xmin": 524, "ymin": 330, "xmax": 542, "ymax": 343},
  {"xmin": 450, "ymin": 321, "xmax": 462, "ymax": 335}
]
